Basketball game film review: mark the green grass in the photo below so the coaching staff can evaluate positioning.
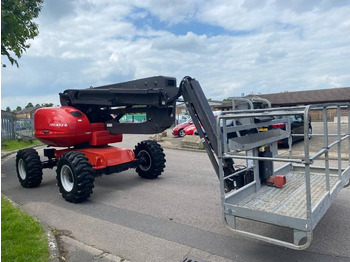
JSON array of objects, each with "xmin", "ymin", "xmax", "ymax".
[
  {"xmin": 1, "ymin": 139, "xmax": 42, "ymax": 152},
  {"xmin": 1, "ymin": 197, "xmax": 49, "ymax": 262}
]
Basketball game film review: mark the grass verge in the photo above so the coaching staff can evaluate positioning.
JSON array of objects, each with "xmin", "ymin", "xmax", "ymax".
[
  {"xmin": 1, "ymin": 139, "xmax": 42, "ymax": 152},
  {"xmin": 1, "ymin": 197, "xmax": 49, "ymax": 262}
]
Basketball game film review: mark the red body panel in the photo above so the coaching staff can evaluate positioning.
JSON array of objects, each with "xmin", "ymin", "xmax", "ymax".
[
  {"xmin": 89, "ymin": 123, "xmax": 122, "ymax": 145},
  {"xmin": 89, "ymin": 131, "xmax": 123, "ymax": 146},
  {"xmin": 35, "ymin": 107, "xmax": 92, "ymax": 147},
  {"xmin": 35, "ymin": 107, "xmax": 133, "ymax": 169},
  {"xmin": 55, "ymin": 146, "xmax": 135, "ymax": 169},
  {"xmin": 35, "ymin": 107, "xmax": 122, "ymax": 147}
]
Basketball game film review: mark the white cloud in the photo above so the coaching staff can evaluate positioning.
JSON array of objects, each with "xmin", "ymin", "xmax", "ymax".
[
  {"xmin": 130, "ymin": 0, "xmax": 201, "ymax": 24},
  {"xmin": 151, "ymin": 32, "xmax": 209, "ymax": 53},
  {"xmin": 2, "ymin": 0, "xmax": 350, "ymax": 110}
]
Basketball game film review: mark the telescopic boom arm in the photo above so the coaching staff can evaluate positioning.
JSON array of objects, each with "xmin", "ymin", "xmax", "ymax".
[{"xmin": 60, "ymin": 76, "xmax": 223, "ymax": 177}]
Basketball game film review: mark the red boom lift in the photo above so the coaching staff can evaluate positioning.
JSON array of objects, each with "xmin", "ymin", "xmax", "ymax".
[
  {"xmin": 16, "ymin": 76, "xmax": 233, "ymax": 203},
  {"xmin": 14, "ymin": 76, "xmax": 350, "ymax": 249}
]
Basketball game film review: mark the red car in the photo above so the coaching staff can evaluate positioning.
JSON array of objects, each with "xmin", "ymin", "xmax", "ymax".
[
  {"xmin": 172, "ymin": 119, "xmax": 193, "ymax": 137},
  {"xmin": 184, "ymin": 124, "xmax": 197, "ymax": 135},
  {"xmin": 173, "ymin": 112, "xmax": 219, "ymax": 137}
]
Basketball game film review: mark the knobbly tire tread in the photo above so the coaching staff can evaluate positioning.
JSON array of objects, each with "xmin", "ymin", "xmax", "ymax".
[
  {"xmin": 56, "ymin": 151, "xmax": 95, "ymax": 203},
  {"xmin": 134, "ymin": 140, "xmax": 166, "ymax": 179},
  {"xmin": 16, "ymin": 148, "xmax": 43, "ymax": 188}
]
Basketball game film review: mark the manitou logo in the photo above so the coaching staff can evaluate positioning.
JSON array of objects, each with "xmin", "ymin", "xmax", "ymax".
[{"xmin": 49, "ymin": 123, "xmax": 68, "ymax": 127}]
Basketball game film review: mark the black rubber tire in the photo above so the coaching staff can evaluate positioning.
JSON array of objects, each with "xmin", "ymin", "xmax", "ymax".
[
  {"xmin": 134, "ymin": 140, "xmax": 166, "ymax": 179},
  {"xmin": 56, "ymin": 152, "xmax": 95, "ymax": 203},
  {"xmin": 16, "ymin": 148, "xmax": 43, "ymax": 188}
]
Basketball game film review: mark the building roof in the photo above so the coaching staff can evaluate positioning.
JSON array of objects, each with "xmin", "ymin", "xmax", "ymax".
[
  {"xmin": 16, "ymin": 106, "xmax": 42, "ymax": 114},
  {"xmin": 247, "ymin": 87, "xmax": 350, "ymax": 106},
  {"xmin": 216, "ymin": 87, "xmax": 350, "ymax": 109}
]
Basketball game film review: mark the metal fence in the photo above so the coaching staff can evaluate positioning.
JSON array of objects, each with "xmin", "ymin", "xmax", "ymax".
[
  {"xmin": 1, "ymin": 111, "xmax": 15, "ymax": 140},
  {"xmin": 1, "ymin": 111, "xmax": 34, "ymax": 141}
]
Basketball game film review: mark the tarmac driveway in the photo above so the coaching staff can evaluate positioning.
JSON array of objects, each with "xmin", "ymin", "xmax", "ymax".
[{"xmin": 1, "ymin": 133, "xmax": 350, "ymax": 262}]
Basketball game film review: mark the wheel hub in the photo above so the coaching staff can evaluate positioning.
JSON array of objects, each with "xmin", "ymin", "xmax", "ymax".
[
  {"xmin": 138, "ymin": 150, "xmax": 152, "ymax": 171},
  {"xmin": 179, "ymin": 129, "xmax": 185, "ymax": 137},
  {"xmin": 18, "ymin": 159, "xmax": 26, "ymax": 180},
  {"xmin": 61, "ymin": 165, "xmax": 74, "ymax": 192}
]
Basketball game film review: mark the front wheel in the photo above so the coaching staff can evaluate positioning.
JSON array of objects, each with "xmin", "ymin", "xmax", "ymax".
[
  {"xmin": 16, "ymin": 148, "xmax": 43, "ymax": 188},
  {"xmin": 56, "ymin": 152, "xmax": 95, "ymax": 203},
  {"xmin": 134, "ymin": 140, "xmax": 166, "ymax": 179},
  {"xmin": 178, "ymin": 129, "xmax": 186, "ymax": 137}
]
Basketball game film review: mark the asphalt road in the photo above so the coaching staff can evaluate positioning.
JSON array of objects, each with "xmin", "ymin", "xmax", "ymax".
[{"xmin": 1, "ymin": 132, "xmax": 350, "ymax": 262}]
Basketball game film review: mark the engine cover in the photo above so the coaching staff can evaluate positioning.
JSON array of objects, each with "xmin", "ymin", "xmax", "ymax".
[{"xmin": 35, "ymin": 106, "xmax": 92, "ymax": 147}]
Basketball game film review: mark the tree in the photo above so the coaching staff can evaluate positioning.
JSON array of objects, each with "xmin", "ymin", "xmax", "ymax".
[
  {"xmin": 1, "ymin": 0, "xmax": 44, "ymax": 67},
  {"xmin": 16, "ymin": 106, "xmax": 22, "ymax": 112},
  {"xmin": 41, "ymin": 103, "xmax": 53, "ymax": 107},
  {"xmin": 5, "ymin": 106, "xmax": 11, "ymax": 112},
  {"xmin": 25, "ymin": 102, "xmax": 34, "ymax": 108}
]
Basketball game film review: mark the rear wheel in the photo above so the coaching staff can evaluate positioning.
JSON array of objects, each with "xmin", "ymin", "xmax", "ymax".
[
  {"xmin": 134, "ymin": 140, "xmax": 166, "ymax": 179},
  {"xmin": 16, "ymin": 148, "xmax": 43, "ymax": 188},
  {"xmin": 56, "ymin": 152, "xmax": 95, "ymax": 203}
]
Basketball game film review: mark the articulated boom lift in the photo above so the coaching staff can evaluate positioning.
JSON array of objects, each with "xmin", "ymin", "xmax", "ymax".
[
  {"xmin": 16, "ymin": 76, "xmax": 350, "ymax": 249},
  {"xmin": 16, "ymin": 76, "xmax": 230, "ymax": 204}
]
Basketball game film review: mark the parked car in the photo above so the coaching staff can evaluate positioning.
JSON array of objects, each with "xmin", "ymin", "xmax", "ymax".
[
  {"xmin": 258, "ymin": 114, "xmax": 312, "ymax": 147},
  {"xmin": 184, "ymin": 124, "xmax": 197, "ymax": 136},
  {"xmin": 172, "ymin": 119, "xmax": 193, "ymax": 137}
]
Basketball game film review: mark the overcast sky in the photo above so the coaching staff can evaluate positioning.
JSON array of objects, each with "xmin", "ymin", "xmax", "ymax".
[{"xmin": 1, "ymin": 0, "xmax": 350, "ymax": 110}]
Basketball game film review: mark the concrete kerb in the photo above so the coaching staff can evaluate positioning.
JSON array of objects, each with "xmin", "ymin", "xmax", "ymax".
[
  {"xmin": 2, "ymin": 193, "xmax": 128, "ymax": 262},
  {"xmin": 2, "ymin": 148, "xmax": 128, "ymax": 262},
  {"xmin": 2, "ymin": 146, "xmax": 60, "ymax": 261},
  {"xmin": 1, "ymin": 194, "xmax": 61, "ymax": 262},
  {"xmin": 1, "ymin": 144, "xmax": 45, "ymax": 159},
  {"xmin": 60, "ymin": 235, "xmax": 129, "ymax": 262},
  {"xmin": 1, "ymin": 149, "xmax": 20, "ymax": 159}
]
